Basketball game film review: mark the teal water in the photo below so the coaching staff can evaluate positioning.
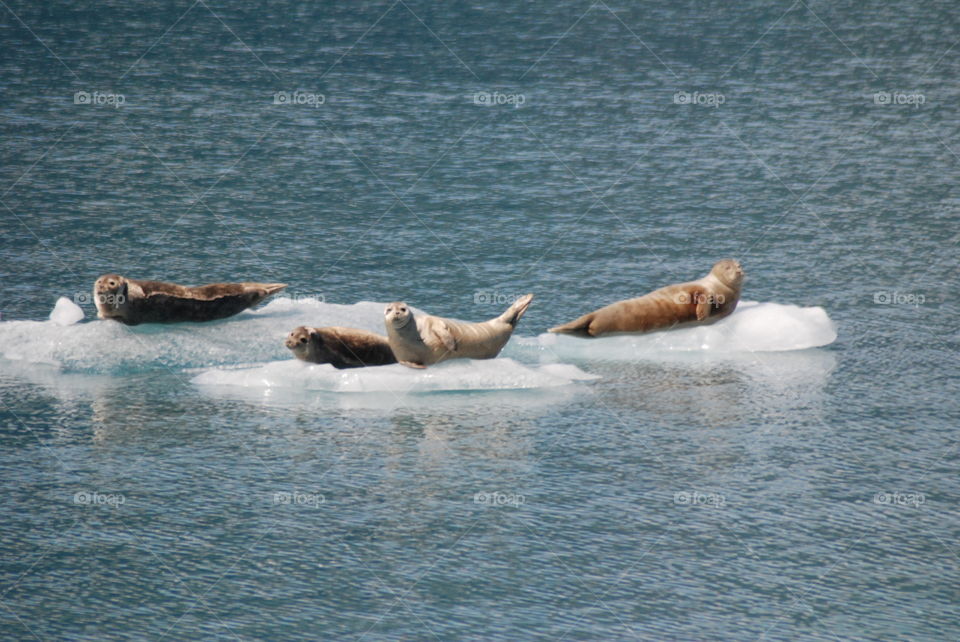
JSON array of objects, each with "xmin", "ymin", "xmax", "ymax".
[{"xmin": 1, "ymin": 1, "xmax": 958, "ymax": 639}]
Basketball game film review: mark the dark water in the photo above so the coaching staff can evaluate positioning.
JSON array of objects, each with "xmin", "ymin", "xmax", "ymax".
[{"xmin": 1, "ymin": 1, "xmax": 958, "ymax": 639}]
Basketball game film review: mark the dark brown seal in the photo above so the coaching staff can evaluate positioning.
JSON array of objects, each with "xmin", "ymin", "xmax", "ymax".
[
  {"xmin": 285, "ymin": 326, "xmax": 396, "ymax": 369},
  {"xmin": 93, "ymin": 274, "xmax": 287, "ymax": 325},
  {"xmin": 548, "ymin": 260, "xmax": 744, "ymax": 337}
]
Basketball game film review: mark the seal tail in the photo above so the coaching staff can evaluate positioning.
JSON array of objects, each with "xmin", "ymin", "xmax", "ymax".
[
  {"xmin": 497, "ymin": 293, "xmax": 534, "ymax": 327},
  {"xmin": 548, "ymin": 313, "xmax": 594, "ymax": 337}
]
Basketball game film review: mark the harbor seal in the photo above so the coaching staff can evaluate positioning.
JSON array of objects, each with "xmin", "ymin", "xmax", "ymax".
[
  {"xmin": 384, "ymin": 294, "xmax": 534, "ymax": 368},
  {"xmin": 285, "ymin": 326, "xmax": 397, "ymax": 369},
  {"xmin": 93, "ymin": 274, "xmax": 287, "ymax": 325},
  {"xmin": 548, "ymin": 259, "xmax": 744, "ymax": 337}
]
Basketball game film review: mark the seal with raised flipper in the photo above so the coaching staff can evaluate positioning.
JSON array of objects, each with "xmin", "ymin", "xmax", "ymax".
[
  {"xmin": 384, "ymin": 294, "xmax": 534, "ymax": 368},
  {"xmin": 548, "ymin": 260, "xmax": 744, "ymax": 338},
  {"xmin": 285, "ymin": 326, "xmax": 396, "ymax": 369},
  {"xmin": 93, "ymin": 274, "xmax": 287, "ymax": 325}
]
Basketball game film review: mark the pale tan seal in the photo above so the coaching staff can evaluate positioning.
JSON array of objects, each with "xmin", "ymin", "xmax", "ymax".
[
  {"xmin": 548, "ymin": 260, "xmax": 744, "ymax": 337},
  {"xmin": 285, "ymin": 326, "xmax": 396, "ymax": 369},
  {"xmin": 93, "ymin": 274, "xmax": 287, "ymax": 325},
  {"xmin": 384, "ymin": 294, "xmax": 534, "ymax": 368}
]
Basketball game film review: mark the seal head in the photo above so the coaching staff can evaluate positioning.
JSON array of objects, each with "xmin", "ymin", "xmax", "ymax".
[
  {"xmin": 709, "ymin": 259, "xmax": 744, "ymax": 289},
  {"xmin": 93, "ymin": 273, "xmax": 129, "ymax": 320},
  {"xmin": 285, "ymin": 326, "xmax": 318, "ymax": 361},
  {"xmin": 384, "ymin": 302, "xmax": 414, "ymax": 329}
]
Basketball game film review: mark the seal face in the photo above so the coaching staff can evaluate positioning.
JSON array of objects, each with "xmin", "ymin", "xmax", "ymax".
[
  {"xmin": 93, "ymin": 274, "xmax": 287, "ymax": 325},
  {"xmin": 548, "ymin": 260, "xmax": 744, "ymax": 338},
  {"xmin": 285, "ymin": 326, "xmax": 396, "ymax": 369},
  {"xmin": 384, "ymin": 294, "xmax": 533, "ymax": 368}
]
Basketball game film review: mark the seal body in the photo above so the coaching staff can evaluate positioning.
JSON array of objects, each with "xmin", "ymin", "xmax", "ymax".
[
  {"xmin": 285, "ymin": 326, "xmax": 396, "ymax": 369},
  {"xmin": 548, "ymin": 260, "xmax": 744, "ymax": 338},
  {"xmin": 384, "ymin": 294, "xmax": 533, "ymax": 368},
  {"xmin": 93, "ymin": 274, "xmax": 287, "ymax": 325}
]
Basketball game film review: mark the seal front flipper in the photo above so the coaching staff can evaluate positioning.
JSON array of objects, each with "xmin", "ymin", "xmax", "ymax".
[
  {"xmin": 429, "ymin": 322, "xmax": 457, "ymax": 352},
  {"xmin": 399, "ymin": 360, "xmax": 427, "ymax": 369},
  {"xmin": 689, "ymin": 287, "xmax": 711, "ymax": 321}
]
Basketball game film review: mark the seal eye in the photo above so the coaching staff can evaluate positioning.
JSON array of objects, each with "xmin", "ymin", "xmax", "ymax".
[{"xmin": 299, "ymin": 337, "xmax": 307, "ymax": 344}]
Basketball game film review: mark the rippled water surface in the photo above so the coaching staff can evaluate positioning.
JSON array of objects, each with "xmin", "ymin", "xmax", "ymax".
[{"xmin": 1, "ymin": 0, "xmax": 958, "ymax": 639}]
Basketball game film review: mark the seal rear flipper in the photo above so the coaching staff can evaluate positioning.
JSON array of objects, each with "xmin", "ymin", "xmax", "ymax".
[
  {"xmin": 261, "ymin": 283, "xmax": 287, "ymax": 296},
  {"xmin": 249, "ymin": 283, "xmax": 287, "ymax": 306},
  {"xmin": 548, "ymin": 313, "xmax": 595, "ymax": 337},
  {"xmin": 497, "ymin": 293, "xmax": 534, "ymax": 327}
]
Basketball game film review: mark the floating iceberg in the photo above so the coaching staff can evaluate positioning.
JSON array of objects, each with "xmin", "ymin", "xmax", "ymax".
[{"xmin": 516, "ymin": 301, "xmax": 836, "ymax": 361}]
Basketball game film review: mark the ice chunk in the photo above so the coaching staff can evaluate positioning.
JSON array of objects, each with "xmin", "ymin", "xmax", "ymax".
[
  {"xmin": 0, "ymin": 298, "xmax": 397, "ymax": 373},
  {"xmin": 49, "ymin": 297, "xmax": 84, "ymax": 326},
  {"xmin": 191, "ymin": 357, "xmax": 598, "ymax": 394},
  {"xmin": 515, "ymin": 301, "xmax": 836, "ymax": 360}
]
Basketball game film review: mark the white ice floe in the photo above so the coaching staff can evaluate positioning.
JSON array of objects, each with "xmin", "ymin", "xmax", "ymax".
[
  {"xmin": 0, "ymin": 297, "xmax": 834, "ymax": 374},
  {"xmin": 516, "ymin": 301, "xmax": 836, "ymax": 360},
  {"xmin": 191, "ymin": 358, "xmax": 598, "ymax": 394},
  {"xmin": 0, "ymin": 298, "xmax": 390, "ymax": 373},
  {"xmin": 48, "ymin": 297, "xmax": 84, "ymax": 326}
]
